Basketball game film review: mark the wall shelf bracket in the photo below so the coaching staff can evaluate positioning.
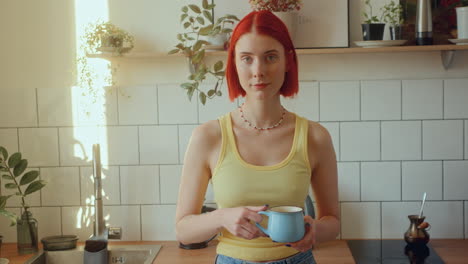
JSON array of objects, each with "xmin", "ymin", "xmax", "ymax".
[{"xmin": 441, "ymin": 50, "xmax": 455, "ymax": 70}]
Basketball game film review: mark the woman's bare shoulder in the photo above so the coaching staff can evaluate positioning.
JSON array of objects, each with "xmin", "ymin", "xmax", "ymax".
[
  {"xmin": 190, "ymin": 119, "xmax": 222, "ymax": 150},
  {"xmin": 306, "ymin": 120, "xmax": 333, "ymax": 148}
]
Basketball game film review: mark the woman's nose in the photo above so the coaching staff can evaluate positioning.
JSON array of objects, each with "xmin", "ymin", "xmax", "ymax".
[{"xmin": 252, "ymin": 60, "xmax": 265, "ymax": 78}]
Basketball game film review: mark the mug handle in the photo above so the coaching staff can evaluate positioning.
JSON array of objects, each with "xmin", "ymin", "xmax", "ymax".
[{"xmin": 255, "ymin": 211, "xmax": 270, "ymax": 236}]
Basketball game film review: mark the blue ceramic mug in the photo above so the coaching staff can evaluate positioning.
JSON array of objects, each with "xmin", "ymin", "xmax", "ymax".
[{"xmin": 255, "ymin": 206, "xmax": 305, "ymax": 243}]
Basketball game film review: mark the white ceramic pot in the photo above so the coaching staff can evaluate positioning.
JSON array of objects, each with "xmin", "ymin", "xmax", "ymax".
[
  {"xmin": 273, "ymin": 11, "xmax": 297, "ymax": 40},
  {"xmin": 456, "ymin": 6, "xmax": 468, "ymax": 39}
]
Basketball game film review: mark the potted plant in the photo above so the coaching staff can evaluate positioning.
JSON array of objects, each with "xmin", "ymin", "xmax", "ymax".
[
  {"xmin": 382, "ymin": 0, "xmax": 404, "ymax": 40},
  {"xmin": 168, "ymin": 0, "xmax": 239, "ymax": 105},
  {"xmin": 84, "ymin": 21, "xmax": 134, "ymax": 55},
  {"xmin": 0, "ymin": 146, "xmax": 47, "ymax": 255},
  {"xmin": 249, "ymin": 0, "xmax": 303, "ymax": 39},
  {"xmin": 362, "ymin": 0, "xmax": 386, "ymax": 40}
]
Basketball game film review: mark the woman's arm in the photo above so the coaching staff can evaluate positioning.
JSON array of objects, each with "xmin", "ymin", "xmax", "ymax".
[{"xmin": 175, "ymin": 121, "xmax": 266, "ymax": 244}]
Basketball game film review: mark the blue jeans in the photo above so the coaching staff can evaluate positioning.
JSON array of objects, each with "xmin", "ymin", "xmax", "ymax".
[{"xmin": 215, "ymin": 250, "xmax": 316, "ymax": 264}]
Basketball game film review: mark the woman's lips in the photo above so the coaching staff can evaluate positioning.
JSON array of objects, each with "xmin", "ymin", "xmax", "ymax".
[{"xmin": 253, "ymin": 83, "xmax": 269, "ymax": 89}]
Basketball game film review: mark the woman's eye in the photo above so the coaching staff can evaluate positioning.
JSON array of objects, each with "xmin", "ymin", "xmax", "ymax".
[
  {"xmin": 266, "ymin": 55, "xmax": 278, "ymax": 62},
  {"xmin": 241, "ymin": 56, "xmax": 252, "ymax": 63}
]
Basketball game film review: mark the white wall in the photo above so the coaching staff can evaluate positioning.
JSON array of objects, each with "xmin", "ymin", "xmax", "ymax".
[{"xmin": 0, "ymin": 0, "xmax": 467, "ymax": 242}]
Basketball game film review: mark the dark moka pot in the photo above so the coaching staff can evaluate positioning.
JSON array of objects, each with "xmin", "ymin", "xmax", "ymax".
[
  {"xmin": 404, "ymin": 215, "xmax": 430, "ymax": 245},
  {"xmin": 415, "ymin": 0, "xmax": 433, "ymax": 45}
]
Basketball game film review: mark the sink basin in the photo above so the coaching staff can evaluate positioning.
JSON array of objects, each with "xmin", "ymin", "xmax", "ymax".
[{"xmin": 25, "ymin": 244, "xmax": 162, "ymax": 264}]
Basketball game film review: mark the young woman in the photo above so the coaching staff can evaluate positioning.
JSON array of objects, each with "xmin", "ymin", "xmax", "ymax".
[{"xmin": 175, "ymin": 11, "xmax": 340, "ymax": 264}]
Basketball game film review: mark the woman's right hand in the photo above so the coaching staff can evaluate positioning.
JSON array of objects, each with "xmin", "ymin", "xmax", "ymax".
[{"xmin": 219, "ymin": 205, "xmax": 269, "ymax": 240}]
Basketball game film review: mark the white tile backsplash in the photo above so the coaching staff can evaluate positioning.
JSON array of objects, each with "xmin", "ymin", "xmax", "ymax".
[
  {"xmin": 59, "ymin": 127, "xmax": 98, "ymax": 166},
  {"xmin": 337, "ymin": 162, "xmax": 360, "ymax": 201},
  {"xmin": 80, "ymin": 166, "xmax": 121, "ymax": 205},
  {"xmin": 141, "ymin": 205, "xmax": 177, "ymax": 240},
  {"xmin": 402, "ymin": 161, "xmax": 442, "ymax": 201},
  {"xmin": 29, "ymin": 207, "xmax": 62, "ymax": 240},
  {"xmin": 0, "ymin": 88, "xmax": 37, "ymax": 127},
  {"xmin": 361, "ymin": 162, "xmax": 401, "ymax": 201},
  {"xmin": 443, "ymin": 161, "xmax": 468, "ymax": 200},
  {"xmin": 99, "ymin": 126, "xmax": 139, "ymax": 165},
  {"xmin": 61, "ymin": 206, "xmax": 94, "ymax": 241},
  {"xmin": 118, "ymin": 86, "xmax": 158, "ymax": 125},
  {"xmin": 382, "ymin": 121, "xmax": 421, "ymax": 160},
  {"xmin": 41, "ymin": 167, "xmax": 80, "ymax": 206},
  {"xmin": 158, "ymin": 84, "xmax": 198, "ymax": 124},
  {"xmin": 423, "ymin": 201, "xmax": 463, "ymax": 238},
  {"xmin": 341, "ymin": 202, "xmax": 381, "ymax": 239},
  {"xmin": 198, "ymin": 83, "xmax": 238, "ymax": 123},
  {"xmin": 19, "ymin": 128, "xmax": 59, "ymax": 166},
  {"xmin": 139, "ymin": 125, "xmax": 179, "ymax": 164},
  {"xmin": 361, "ymin": 80, "xmax": 401, "ymax": 121},
  {"xmin": 0, "ymin": 128, "xmax": 18, "ymax": 154},
  {"xmin": 422, "ymin": 120, "xmax": 464, "ymax": 160},
  {"xmin": 104, "ymin": 205, "xmax": 141, "ymax": 241},
  {"xmin": 340, "ymin": 122, "xmax": 380, "ymax": 161},
  {"xmin": 160, "ymin": 165, "xmax": 182, "ymax": 204},
  {"xmin": 178, "ymin": 125, "xmax": 198, "ymax": 163},
  {"xmin": 444, "ymin": 79, "xmax": 468, "ymax": 119},
  {"xmin": 320, "ymin": 81, "xmax": 360, "ymax": 121},
  {"xmin": 37, "ymin": 87, "xmax": 74, "ymax": 126},
  {"xmin": 120, "ymin": 166, "xmax": 160, "ymax": 204},
  {"xmin": 1, "ymin": 76, "xmax": 467, "ymax": 240},
  {"xmin": 282, "ymin": 81, "xmax": 319, "ymax": 121},
  {"xmin": 381, "ymin": 202, "xmax": 420, "ymax": 238},
  {"xmin": 402, "ymin": 79, "xmax": 443, "ymax": 120}
]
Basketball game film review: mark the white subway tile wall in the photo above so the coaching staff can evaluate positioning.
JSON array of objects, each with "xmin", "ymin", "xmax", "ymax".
[{"xmin": 0, "ymin": 79, "xmax": 467, "ymax": 242}]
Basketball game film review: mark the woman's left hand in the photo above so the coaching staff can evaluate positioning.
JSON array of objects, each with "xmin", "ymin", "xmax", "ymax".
[{"xmin": 287, "ymin": 215, "xmax": 316, "ymax": 252}]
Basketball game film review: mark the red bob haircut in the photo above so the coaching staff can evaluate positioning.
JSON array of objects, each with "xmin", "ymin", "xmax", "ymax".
[{"xmin": 226, "ymin": 10, "xmax": 299, "ymax": 102}]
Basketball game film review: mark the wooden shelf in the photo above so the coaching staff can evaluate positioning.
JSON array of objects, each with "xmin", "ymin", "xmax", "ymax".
[{"xmin": 86, "ymin": 44, "xmax": 468, "ymax": 69}]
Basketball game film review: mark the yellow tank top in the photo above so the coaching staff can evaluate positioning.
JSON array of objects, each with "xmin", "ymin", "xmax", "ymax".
[{"xmin": 211, "ymin": 112, "xmax": 312, "ymax": 262}]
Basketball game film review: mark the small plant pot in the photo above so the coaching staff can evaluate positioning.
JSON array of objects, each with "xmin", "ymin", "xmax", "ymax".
[
  {"xmin": 361, "ymin": 23, "xmax": 386, "ymax": 40},
  {"xmin": 389, "ymin": 25, "xmax": 403, "ymax": 40},
  {"xmin": 206, "ymin": 33, "xmax": 229, "ymax": 50}
]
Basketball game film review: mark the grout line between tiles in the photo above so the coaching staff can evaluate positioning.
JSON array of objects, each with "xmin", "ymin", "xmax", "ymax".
[
  {"xmin": 156, "ymin": 84, "xmax": 159, "ymax": 125},
  {"xmin": 442, "ymin": 161, "xmax": 445, "ymax": 200},
  {"xmin": 442, "ymin": 80, "xmax": 445, "ymax": 119},
  {"xmin": 421, "ymin": 121, "xmax": 423, "ymax": 160},
  {"xmin": 400, "ymin": 161, "xmax": 403, "ymax": 201},
  {"xmin": 35, "ymin": 88, "xmax": 40, "ymax": 127},
  {"xmin": 140, "ymin": 205, "xmax": 143, "ymax": 240},
  {"xmin": 380, "ymin": 201, "xmax": 383, "ymax": 239},
  {"xmin": 359, "ymin": 80, "xmax": 362, "ymax": 121},
  {"xmin": 400, "ymin": 80, "xmax": 403, "ymax": 120},
  {"xmin": 137, "ymin": 126, "xmax": 141, "ymax": 165}
]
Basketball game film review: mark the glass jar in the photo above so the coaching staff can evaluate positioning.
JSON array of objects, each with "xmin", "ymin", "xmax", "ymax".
[{"xmin": 16, "ymin": 210, "xmax": 38, "ymax": 255}]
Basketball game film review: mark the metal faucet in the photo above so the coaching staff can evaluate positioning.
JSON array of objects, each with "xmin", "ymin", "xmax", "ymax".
[{"xmin": 92, "ymin": 144, "xmax": 122, "ymax": 240}]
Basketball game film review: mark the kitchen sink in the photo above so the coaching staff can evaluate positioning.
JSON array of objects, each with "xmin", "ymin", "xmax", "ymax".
[{"xmin": 24, "ymin": 244, "xmax": 162, "ymax": 264}]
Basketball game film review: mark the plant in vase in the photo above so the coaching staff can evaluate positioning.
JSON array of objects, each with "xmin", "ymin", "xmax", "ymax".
[
  {"xmin": 362, "ymin": 0, "xmax": 386, "ymax": 40},
  {"xmin": 168, "ymin": 0, "xmax": 239, "ymax": 105},
  {"xmin": 0, "ymin": 146, "xmax": 47, "ymax": 255},
  {"xmin": 249, "ymin": 0, "xmax": 303, "ymax": 38},
  {"xmin": 382, "ymin": 0, "xmax": 404, "ymax": 40},
  {"xmin": 444, "ymin": 0, "xmax": 468, "ymax": 40}
]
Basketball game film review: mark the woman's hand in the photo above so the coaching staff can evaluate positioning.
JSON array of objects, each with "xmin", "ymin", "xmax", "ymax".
[
  {"xmin": 220, "ymin": 205, "xmax": 269, "ymax": 240},
  {"xmin": 287, "ymin": 215, "xmax": 316, "ymax": 252}
]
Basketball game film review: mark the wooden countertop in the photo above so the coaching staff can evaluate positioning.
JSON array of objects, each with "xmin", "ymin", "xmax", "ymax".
[{"xmin": 2, "ymin": 239, "xmax": 468, "ymax": 264}]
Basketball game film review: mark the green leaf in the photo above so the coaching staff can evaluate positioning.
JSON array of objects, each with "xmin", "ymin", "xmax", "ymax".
[
  {"xmin": 20, "ymin": 170, "xmax": 39, "ymax": 186},
  {"xmin": 196, "ymin": 17, "xmax": 205, "ymax": 25},
  {"xmin": 188, "ymin": 4, "xmax": 201, "ymax": 14},
  {"xmin": 192, "ymin": 49, "xmax": 205, "ymax": 64},
  {"xmin": 168, "ymin": 49, "xmax": 180, "ymax": 55},
  {"xmin": 183, "ymin": 22, "xmax": 191, "ymax": 29},
  {"xmin": 181, "ymin": 6, "xmax": 188, "ymax": 13},
  {"xmin": 24, "ymin": 180, "xmax": 47, "ymax": 195},
  {"xmin": 214, "ymin": 61, "xmax": 223, "ymax": 72},
  {"xmin": 207, "ymin": 89, "xmax": 215, "ymax": 97},
  {"xmin": 206, "ymin": 4, "xmax": 215, "ymax": 10},
  {"xmin": 0, "ymin": 209, "xmax": 17, "ymax": 226},
  {"xmin": 2, "ymin": 174, "xmax": 13, "ymax": 180},
  {"xmin": 181, "ymin": 83, "xmax": 193, "ymax": 89},
  {"xmin": 0, "ymin": 167, "xmax": 8, "ymax": 172},
  {"xmin": 222, "ymin": 28, "xmax": 232, "ymax": 34},
  {"xmin": 0, "ymin": 146, "xmax": 8, "ymax": 160},
  {"xmin": 202, "ymin": 0, "xmax": 209, "ymax": 9},
  {"xmin": 199, "ymin": 92, "xmax": 207, "ymax": 105},
  {"xmin": 177, "ymin": 34, "xmax": 184, "ymax": 42},
  {"xmin": 180, "ymin": 13, "xmax": 188, "ymax": 22},
  {"xmin": 199, "ymin": 25, "xmax": 213, "ymax": 36},
  {"xmin": 8, "ymin": 152, "xmax": 21, "ymax": 168},
  {"xmin": 187, "ymin": 87, "xmax": 196, "ymax": 101},
  {"xmin": 215, "ymin": 71, "xmax": 225, "ymax": 77},
  {"xmin": 5, "ymin": 183, "xmax": 17, "ymax": 189},
  {"xmin": 216, "ymin": 90, "xmax": 222, "ymax": 96},
  {"xmin": 193, "ymin": 40, "xmax": 203, "ymax": 52},
  {"xmin": 0, "ymin": 195, "xmax": 13, "ymax": 208},
  {"xmin": 226, "ymin": 15, "xmax": 239, "ymax": 21},
  {"xmin": 203, "ymin": 10, "xmax": 213, "ymax": 23},
  {"xmin": 14, "ymin": 159, "xmax": 27, "ymax": 177}
]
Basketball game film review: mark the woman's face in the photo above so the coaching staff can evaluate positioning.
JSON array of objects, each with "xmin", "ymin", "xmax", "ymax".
[{"xmin": 234, "ymin": 32, "xmax": 287, "ymax": 100}]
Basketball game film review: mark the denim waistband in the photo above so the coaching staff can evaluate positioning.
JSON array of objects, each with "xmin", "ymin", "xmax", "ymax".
[{"xmin": 215, "ymin": 250, "xmax": 316, "ymax": 264}]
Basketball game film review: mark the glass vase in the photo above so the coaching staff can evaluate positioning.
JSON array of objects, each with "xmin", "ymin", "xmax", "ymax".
[{"xmin": 16, "ymin": 210, "xmax": 38, "ymax": 255}]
